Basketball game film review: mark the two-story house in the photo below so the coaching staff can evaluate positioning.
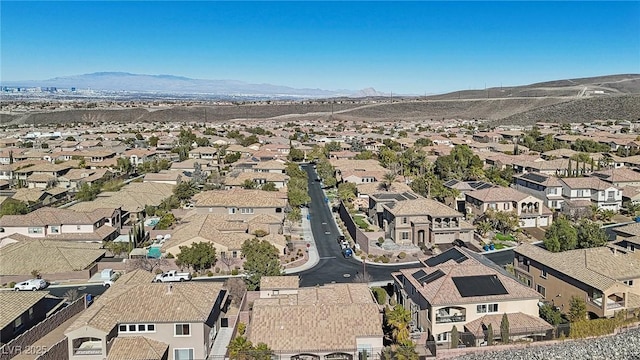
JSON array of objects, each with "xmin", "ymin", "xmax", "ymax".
[
  {"xmin": 374, "ymin": 192, "xmax": 473, "ymax": 246},
  {"xmin": 443, "ymin": 180, "xmax": 495, "ymax": 213},
  {"xmin": 65, "ymin": 271, "xmax": 227, "ymax": 360},
  {"xmin": 191, "ymin": 189, "xmax": 287, "ymax": 222},
  {"xmin": 0, "ymin": 291, "xmax": 65, "ymax": 345},
  {"xmin": 224, "ymin": 172, "xmax": 289, "ymax": 190},
  {"xmin": 559, "ymin": 177, "xmax": 622, "ymax": 211},
  {"xmin": 465, "ymin": 186, "xmax": 553, "ymax": 228},
  {"xmin": 188, "ymin": 147, "xmax": 219, "ymax": 162},
  {"xmin": 392, "ymin": 247, "xmax": 549, "ymax": 348},
  {"xmin": 0, "ymin": 207, "xmax": 121, "ymax": 241},
  {"xmin": 512, "ymin": 172, "xmax": 565, "ymax": 210},
  {"xmin": 513, "ymin": 243, "xmax": 640, "ymax": 319},
  {"xmin": 247, "ymin": 279, "xmax": 383, "ymax": 359}
]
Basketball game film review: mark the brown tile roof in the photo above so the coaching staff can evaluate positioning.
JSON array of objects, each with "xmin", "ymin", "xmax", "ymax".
[
  {"xmin": 260, "ymin": 276, "xmax": 300, "ymax": 290},
  {"xmin": 0, "ymin": 240, "xmax": 104, "ymax": 275},
  {"xmin": 253, "ymin": 160, "xmax": 287, "ymax": 170},
  {"xmin": 193, "ymin": 189, "xmax": 287, "ymax": 208},
  {"xmin": 514, "ymin": 243, "xmax": 640, "ymax": 290},
  {"xmin": 357, "ymin": 181, "xmax": 412, "ymax": 195},
  {"xmin": 67, "ymin": 282, "xmax": 224, "ymax": 333},
  {"xmin": 592, "ymin": 168, "xmax": 640, "ymax": 184},
  {"xmin": 248, "ymin": 283, "xmax": 382, "ymax": 352},
  {"xmin": 10, "ymin": 188, "xmax": 48, "ymax": 203},
  {"xmin": 464, "ymin": 312, "xmax": 553, "ymax": 337},
  {"xmin": 70, "ymin": 182, "xmax": 174, "ymax": 213},
  {"xmin": 560, "ymin": 177, "xmax": 618, "ymax": 190},
  {"xmin": 0, "ymin": 207, "xmax": 112, "ymax": 227},
  {"xmin": 385, "ymin": 198, "xmax": 462, "ymax": 217},
  {"xmin": 225, "ymin": 172, "xmax": 289, "ymax": 186},
  {"xmin": 106, "ymin": 337, "xmax": 168, "ymax": 360},
  {"xmin": 0, "ymin": 291, "xmax": 49, "ymax": 329},
  {"xmin": 466, "ymin": 186, "xmax": 530, "ymax": 203}
]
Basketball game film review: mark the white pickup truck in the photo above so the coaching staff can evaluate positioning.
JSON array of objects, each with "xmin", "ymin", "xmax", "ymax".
[{"xmin": 153, "ymin": 270, "xmax": 192, "ymax": 283}]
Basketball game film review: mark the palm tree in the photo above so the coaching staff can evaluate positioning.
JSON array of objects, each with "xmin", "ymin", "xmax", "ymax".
[
  {"xmin": 381, "ymin": 172, "xmax": 397, "ymax": 191},
  {"xmin": 228, "ymin": 336, "xmax": 253, "ymax": 360},
  {"xmin": 385, "ymin": 304, "xmax": 412, "ymax": 346}
]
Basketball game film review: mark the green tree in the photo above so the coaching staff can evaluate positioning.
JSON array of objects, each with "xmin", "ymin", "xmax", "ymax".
[
  {"xmin": 76, "ymin": 183, "xmax": 100, "ymax": 201},
  {"xmin": 568, "ymin": 296, "xmax": 587, "ymax": 322},
  {"xmin": 475, "ymin": 220, "xmax": 492, "ymax": 237},
  {"xmin": 148, "ymin": 135, "xmax": 159, "ymax": 147},
  {"xmin": 155, "ymin": 213, "xmax": 176, "ymax": 230},
  {"xmin": 135, "ymin": 133, "xmax": 143, "ymax": 140},
  {"xmin": 287, "ymin": 148, "xmax": 305, "ymax": 162},
  {"xmin": 173, "ymin": 181, "xmax": 199, "ymax": 201},
  {"xmin": 177, "ymin": 242, "xmax": 217, "ymax": 272},
  {"xmin": 381, "ymin": 172, "xmax": 397, "ymax": 191},
  {"xmin": 577, "ymin": 219, "xmax": 608, "ymax": 249},
  {"xmin": 286, "ymin": 207, "xmax": 302, "ymax": 224},
  {"xmin": 450, "ymin": 326, "xmax": 459, "ymax": 349},
  {"xmin": 228, "ymin": 336, "xmax": 253, "ymax": 360},
  {"xmin": 539, "ymin": 303, "xmax": 563, "ymax": 325},
  {"xmin": 354, "ymin": 150, "xmax": 374, "ymax": 160},
  {"xmin": 241, "ymin": 179, "xmax": 257, "ymax": 189},
  {"xmin": 500, "ymin": 313, "xmax": 510, "ymax": 343},
  {"xmin": 337, "ymin": 182, "xmax": 358, "ymax": 202},
  {"xmin": 544, "ymin": 216, "xmax": 578, "ymax": 252},
  {"xmin": 316, "ymin": 157, "xmax": 337, "ymax": 187},
  {"xmin": 241, "ymin": 238, "xmax": 283, "ymax": 290},
  {"xmin": 261, "ymin": 182, "xmax": 277, "ymax": 191},
  {"xmin": 384, "ymin": 304, "xmax": 412, "ymax": 346},
  {"xmin": 0, "ymin": 199, "xmax": 29, "ymax": 215},
  {"xmin": 486, "ymin": 323, "xmax": 494, "ymax": 345}
]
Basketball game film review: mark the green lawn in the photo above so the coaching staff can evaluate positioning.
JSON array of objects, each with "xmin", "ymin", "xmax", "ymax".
[
  {"xmin": 495, "ymin": 233, "xmax": 516, "ymax": 241},
  {"xmin": 353, "ymin": 215, "xmax": 370, "ymax": 230}
]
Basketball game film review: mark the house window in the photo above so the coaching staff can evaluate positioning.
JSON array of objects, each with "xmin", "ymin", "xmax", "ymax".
[
  {"xmin": 436, "ymin": 332, "xmax": 449, "ymax": 342},
  {"xmin": 477, "ymin": 303, "xmax": 499, "ymax": 313},
  {"xmin": 14, "ymin": 317, "xmax": 23, "ymax": 330},
  {"xmin": 28, "ymin": 227, "xmax": 43, "ymax": 234},
  {"xmin": 175, "ymin": 324, "xmax": 191, "ymax": 336},
  {"xmin": 489, "ymin": 203, "xmax": 497, "ymax": 210},
  {"xmin": 28, "ymin": 308, "xmax": 34, "ymax": 320},
  {"xmin": 503, "ymin": 203, "xmax": 509, "ymax": 210},
  {"xmin": 128, "ymin": 324, "xmax": 136, "ymax": 332},
  {"xmin": 228, "ymin": 208, "xmax": 236, "ymax": 214},
  {"xmin": 624, "ymin": 280, "xmax": 634, "ymax": 286},
  {"xmin": 488, "ymin": 304, "xmax": 499, "ymax": 313},
  {"xmin": 402, "ymin": 217, "xmax": 408, "ymax": 224},
  {"xmin": 148, "ymin": 324, "xmax": 155, "ymax": 331},
  {"xmin": 50, "ymin": 226, "xmax": 60, "ymax": 234},
  {"xmin": 232, "ymin": 251, "xmax": 238, "ymax": 258},
  {"xmin": 119, "ymin": 323, "xmax": 156, "ymax": 333},
  {"xmin": 240, "ymin": 208, "xmax": 254, "ymax": 214},
  {"xmin": 76, "ymin": 225, "xmax": 81, "ymax": 230},
  {"xmin": 174, "ymin": 348, "xmax": 194, "ymax": 360},
  {"xmin": 401, "ymin": 232, "xmax": 410, "ymax": 240},
  {"xmin": 477, "ymin": 304, "xmax": 487, "ymax": 313},
  {"xmin": 541, "ymin": 268, "xmax": 547, "ymax": 279},
  {"xmin": 537, "ymin": 285, "xmax": 546, "ymax": 297},
  {"xmin": 551, "ymin": 200, "xmax": 558, "ymax": 208}
]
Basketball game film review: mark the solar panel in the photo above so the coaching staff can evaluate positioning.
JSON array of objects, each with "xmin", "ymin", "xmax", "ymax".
[
  {"xmin": 444, "ymin": 179, "xmax": 460, "ymax": 187},
  {"xmin": 424, "ymin": 248, "xmax": 468, "ymax": 267},
  {"xmin": 411, "ymin": 270, "xmax": 427, "ymax": 281},
  {"xmin": 420, "ymin": 269, "xmax": 446, "ymax": 284},
  {"xmin": 522, "ymin": 172, "xmax": 548, "ymax": 184},
  {"xmin": 452, "ymin": 275, "xmax": 508, "ymax": 297}
]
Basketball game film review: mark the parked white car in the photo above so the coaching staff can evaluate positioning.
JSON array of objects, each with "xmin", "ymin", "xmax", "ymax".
[
  {"xmin": 14, "ymin": 279, "xmax": 47, "ymax": 291},
  {"xmin": 153, "ymin": 270, "xmax": 192, "ymax": 283}
]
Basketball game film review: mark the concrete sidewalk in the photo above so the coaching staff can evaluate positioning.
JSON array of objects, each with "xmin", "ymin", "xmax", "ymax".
[{"xmin": 285, "ymin": 208, "xmax": 319, "ymax": 274}]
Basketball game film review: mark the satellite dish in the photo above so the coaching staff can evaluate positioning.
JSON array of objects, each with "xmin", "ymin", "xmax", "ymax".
[
  {"xmin": 164, "ymin": 234, "xmax": 172, "ymax": 240},
  {"xmin": 156, "ymin": 235, "xmax": 163, "ymax": 241}
]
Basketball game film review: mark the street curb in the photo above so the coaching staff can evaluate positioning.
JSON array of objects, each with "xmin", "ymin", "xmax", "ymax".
[{"xmin": 352, "ymin": 255, "xmax": 421, "ymax": 267}]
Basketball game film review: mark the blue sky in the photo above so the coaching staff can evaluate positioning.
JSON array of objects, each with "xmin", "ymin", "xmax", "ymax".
[{"xmin": 1, "ymin": 1, "xmax": 639, "ymax": 94}]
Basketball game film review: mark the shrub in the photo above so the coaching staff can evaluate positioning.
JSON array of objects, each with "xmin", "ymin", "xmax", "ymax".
[
  {"xmin": 231, "ymin": 269, "xmax": 239, "ymax": 276},
  {"xmin": 155, "ymin": 268, "xmax": 163, "ymax": 274},
  {"xmin": 381, "ymin": 257, "xmax": 390, "ymax": 263},
  {"xmin": 166, "ymin": 252, "xmax": 175, "ymax": 259},
  {"xmin": 569, "ymin": 319, "xmax": 617, "ymax": 338},
  {"xmin": 368, "ymin": 254, "xmax": 375, "ymax": 259},
  {"xmin": 214, "ymin": 267, "xmax": 221, "ymax": 273},
  {"xmin": 290, "ymin": 257, "xmax": 296, "ymax": 262},
  {"xmin": 371, "ymin": 287, "xmax": 387, "ymax": 304},
  {"xmin": 397, "ymin": 252, "xmax": 407, "ymax": 259},
  {"xmin": 9, "ymin": 281, "xmax": 16, "ymax": 288},
  {"xmin": 206, "ymin": 271, "xmax": 214, "ymax": 277},
  {"xmin": 254, "ymin": 229, "xmax": 268, "ymax": 238},
  {"xmin": 355, "ymin": 250, "xmax": 363, "ymax": 256},
  {"xmin": 237, "ymin": 322, "xmax": 247, "ymax": 336}
]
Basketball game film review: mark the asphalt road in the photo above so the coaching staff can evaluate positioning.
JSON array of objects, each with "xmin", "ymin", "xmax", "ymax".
[{"xmin": 297, "ymin": 164, "xmax": 418, "ymax": 287}]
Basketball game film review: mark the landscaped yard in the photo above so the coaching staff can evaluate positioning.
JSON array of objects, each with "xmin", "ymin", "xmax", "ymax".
[
  {"xmin": 353, "ymin": 215, "xmax": 370, "ymax": 230},
  {"xmin": 495, "ymin": 233, "xmax": 516, "ymax": 242}
]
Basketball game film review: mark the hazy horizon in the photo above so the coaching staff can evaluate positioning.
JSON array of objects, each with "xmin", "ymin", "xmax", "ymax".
[{"xmin": 2, "ymin": 1, "xmax": 639, "ymax": 94}]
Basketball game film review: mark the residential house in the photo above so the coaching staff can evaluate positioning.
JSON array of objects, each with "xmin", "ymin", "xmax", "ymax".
[
  {"xmin": 258, "ymin": 276, "xmax": 300, "ymax": 299},
  {"xmin": 559, "ymin": 177, "xmax": 622, "ymax": 212},
  {"xmin": 14, "ymin": 163, "xmax": 73, "ymax": 189},
  {"xmin": 512, "ymin": 172, "xmax": 565, "ymax": 210},
  {"xmin": 191, "ymin": 189, "xmax": 287, "ymax": 221},
  {"xmin": 611, "ymin": 222, "xmax": 640, "ymax": 253},
  {"xmin": 124, "ymin": 148, "xmax": 157, "ymax": 166},
  {"xmin": 0, "ymin": 292, "xmax": 65, "ymax": 345},
  {"xmin": 392, "ymin": 247, "xmax": 549, "ymax": 348},
  {"xmin": 513, "ymin": 243, "xmax": 640, "ymax": 319},
  {"xmin": 465, "ymin": 187, "xmax": 553, "ymax": 228},
  {"xmin": 64, "ymin": 274, "xmax": 227, "ymax": 360},
  {"xmin": 143, "ymin": 170, "xmax": 185, "ymax": 185},
  {"xmin": 0, "ymin": 207, "xmax": 121, "ymax": 240},
  {"xmin": 247, "ymin": 281, "xmax": 383, "ymax": 359},
  {"xmin": 188, "ymin": 147, "xmax": 219, "ymax": 161},
  {"xmin": 252, "ymin": 160, "xmax": 287, "ymax": 174},
  {"xmin": 371, "ymin": 192, "xmax": 474, "ymax": 246},
  {"xmin": 443, "ymin": 180, "xmax": 495, "ymax": 213},
  {"xmin": 57, "ymin": 168, "xmax": 114, "ymax": 190},
  {"xmin": 590, "ymin": 167, "xmax": 640, "ymax": 188},
  {"xmin": 224, "ymin": 172, "xmax": 289, "ymax": 190}
]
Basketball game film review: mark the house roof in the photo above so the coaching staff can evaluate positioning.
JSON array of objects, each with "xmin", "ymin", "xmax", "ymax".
[
  {"xmin": 106, "ymin": 337, "xmax": 168, "ymax": 360},
  {"xmin": 357, "ymin": 181, "xmax": 412, "ymax": 195},
  {"xmin": 69, "ymin": 182, "xmax": 174, "ymax": 213},
  {"xmin": 466, "ymin": 186, "xmax": 531, "ymax": 203},
  {"xmin": 260, "ymin": 276, "xmax": 300, "ymax": 290},
  {"xmin": 0, "ymin": 239, "xmax": 105, "ymax": 275},
  {"xmin": 384, "ymin": 198, "xmax": 461, "ymax": 217},
  {"xmin": 514, "ymin": 243, "xmax": 640, "ymax": 290},
  {"xmin": 193, "ymin": 189, "xmax": 287, "ymax": 208},
  {"xmin": 591, "ymin": 168, "xmax": 640, "ymax": 184},
  {"xmin": 0, "ymin": 291, "xmax": 49, "ymax": 329},
  {"xmin": 560, "ymin": 177, "xmax": 617, "ymax": 191},
  {"xmin": 248, "ymin": 283, "xmax": 383, "ymax": 352},
  {"xmin": 67, "ymin": 282, "xmax": 224, "ymax": 333},
  {"xmin": 0, "ymin": 207, "xmax": 112, "ymax": 227},
  {"xmin": 464, "ymin": 312, "xmax": 553, "ymax": 337},
  {"xmin": 394, "ymin": 248, "xmax": 541, "ymax": 306},
  {"xmin": 225, "ymin": 172, "xmax": 289, "ymax": 186}
]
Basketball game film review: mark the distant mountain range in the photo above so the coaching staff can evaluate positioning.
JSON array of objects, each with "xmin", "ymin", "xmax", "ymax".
[{"xmin": 1, "ymin": 72, "xmax": 389, "ymax": 98}]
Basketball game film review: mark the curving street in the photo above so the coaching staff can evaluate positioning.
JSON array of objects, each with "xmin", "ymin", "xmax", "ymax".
[{"xmin": 296, "ymin": 164, "xmax": 419, "ymax": 287}]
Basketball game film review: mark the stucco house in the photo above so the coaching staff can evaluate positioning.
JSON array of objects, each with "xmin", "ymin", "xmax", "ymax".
[{"xmin": 465, "ymin": 187, "xmax": 553, "ymax": 228}]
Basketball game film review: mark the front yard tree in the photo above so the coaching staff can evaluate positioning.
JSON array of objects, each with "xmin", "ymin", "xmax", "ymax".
[
  {"xmin": 261, "ymin": 182, "xmax": 277, "ymax": 192},
  {"xmin": 287, "ymin": 148, "xmax": 305, "ymax": 162},
  {"xmin": 450, "ymin": 326, "xmax": 459, "ymax": 349},
  {"xmin": 337, "ymin": 182, "xmax": 358, "ymax": 202},
  {"xmin": 384, "ymin": 304, "xmax": 412, "ymax": 346},
  {"xmin": 0, "ymin": 199, "xmax": 29, "ymax": 215},
  {"xmin": 173, "ymin": 180, "xmax": 199, "ymax": 201},
  {"xmin": 177, "ymin": 242, "xmax": 217, "ymax": 272},
  {"xmin": 241, "ymin": 238, "xmax": 283, "ymax": 290},
  {"xmin": 543, "ymin": 216, "xmax": 577, "ymax": 252}
]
